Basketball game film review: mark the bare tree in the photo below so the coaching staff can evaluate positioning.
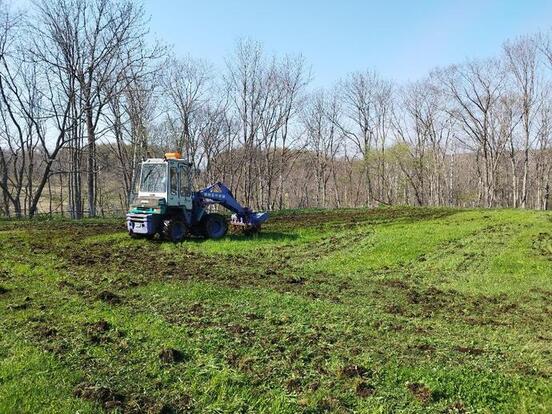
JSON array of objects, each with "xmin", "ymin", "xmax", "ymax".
[
  {"xmin": 393, "ymin": 78, "xmax": 454, "ymax": 206},
  {"xmin": 331, "ymin": 70, "xmax": 393, "ymax": 205},
  {"xmin": 163, "ymin": 56, "xmax": 212, "ymax": 166},
  {"xmin": 534, "ymin": 89, "xmax": 552, "ymax": 210},
  {"xmin": 303, "ymin": 90, "xmax": 341, "ymax": 207},
  {"xmin": 33, "ymin": 0, "xmax": 153, "ymax": 216},
  {"xmin": 438, "ymin": 60, "xmax": 508, "ymax": 207},
  {"xmin": 0, "ymin": 3, "xmax": 73, "ymax": 217},
  {"xmin": 224, "ymin": 39, "xmax": 269, "ymax": 207},
  {"xmin": 104, "ymin": 68, "xmax": 160, "ymax": 209},
  {"xmin": 504, "ymin": 35, "xmax": 541, "ymax": 208}
]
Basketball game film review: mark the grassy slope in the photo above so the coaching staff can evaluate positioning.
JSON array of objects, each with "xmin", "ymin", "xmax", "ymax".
[{"xmin": 0, "ymin": 207, "xmax": 550, "ymax": 413}]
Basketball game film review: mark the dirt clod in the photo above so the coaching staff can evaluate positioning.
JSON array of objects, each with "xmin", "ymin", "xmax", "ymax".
[
  {"xmin": 342, "ymin": 364, "xmax": 371, "ymax": 378},
  {"xmin": 35, "ymin": 325, "xmax": 58, "ymax": 339},
  {"xmin": 188, "ymin": 302, "xmax": 204, "ymax": 315},
  {"xmin": 73, "ymin": 383, "xmax": 125, "ymax": 410},
  {"xmin": 286, "ymin": 378, "xmax": 302, "ymax": 392},
  {"xmin": 159, "ymin": 348, "xmax": 186, "ymax": 364},
  {"xmin": 88, "ymin": 320, "xmax": 111, "ymax": 333},
  {"xmin": 85, "ymin": 320, "xmax": 112, "ymax": 343},
  {"xmin": 245, "ymin": 312, "xmax": 263, "ymax": 320},
  {"xmin": 356, "ymin": 382, "xmax": 375, "ymax": 397},
  {"xmin": 58, "ymin": 280, "xmax": 75, "ymax": 289},
  {"xmin": 455, "ymin": 346, "xmax": 484, "ymax": 355},
  {"xmin": 97, "ymin": 291, "xmax": 121, "ymax": 304},
  {"xmin": 227, "ymin": 324, "xmax": 252, "ymax": 335},
  {"xmin": 157, "ymin": 404, "xmax": 177, "ymax": 414},
  {"xmin": 445, "ymin": 400, "xmax": 467, "ymax": 413},
  {"xmin": 286, "ymin": 275, "xmax": 305, "ymax": 284},
  {"xmin": 410, "ymin": 343, "xmax": 435, "ymax": 353},
  {"xmin": 386, "ymin": 303, "xmax": 404, "ymax": 315},
  {"xmin": 407, "ymin": 382, "xmax": 432, "ymax": 404},
  {"xmin": 7, "ymin": 296, "xmax": 31, "ymax": 310},
  {"xmin": 382, "ymin": 279, "xmax": 410, "ymax": 289}
]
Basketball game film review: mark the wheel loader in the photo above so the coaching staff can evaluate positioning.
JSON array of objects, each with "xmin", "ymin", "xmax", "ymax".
[{"xmin": 126, "ymin": 152, "xmax": 268, "ymax": 242}]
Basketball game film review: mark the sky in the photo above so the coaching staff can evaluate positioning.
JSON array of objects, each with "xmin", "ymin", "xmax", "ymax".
[{"xmin": 143, "ymin": 0, "xmax": 552, "ymax": 87}]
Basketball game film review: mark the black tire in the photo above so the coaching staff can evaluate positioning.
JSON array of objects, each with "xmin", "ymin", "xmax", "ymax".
[
  {"xmin": 162, "ymin": 219, "xmax": 187, "ymax": 243},
  {"xmin": 202, "ymin": 213, "xmax": 228, "ymax": 240}
]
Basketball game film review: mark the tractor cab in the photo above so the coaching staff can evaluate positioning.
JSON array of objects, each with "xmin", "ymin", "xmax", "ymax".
[{"xmin": 130, "ymin": 153, "xmax": 193, "ymax": 214}]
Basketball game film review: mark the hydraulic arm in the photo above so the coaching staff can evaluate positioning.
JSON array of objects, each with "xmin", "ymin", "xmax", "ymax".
[{"xmin": 196, "ymin": 182, "xmax": 269, "ymax": 230}]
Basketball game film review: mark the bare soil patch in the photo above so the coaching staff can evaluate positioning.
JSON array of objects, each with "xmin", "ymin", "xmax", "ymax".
[
  {"xmin": 356, "ymin": 382, "xmax": 375, "ymax": 397},
  {"xmin": 407, "ymin": 382, "xmax": 432, "ymax": 404},
  {"xmin": 97, "ymin": 290, "xmax": 121, "ymax": 304},
  {"xmin": 73, "ymin": 383, "xmax": 125, "ymax": 411},
  {"xmin": 159, "ymin": 348, "xmax": 187, "ymax": 364}
]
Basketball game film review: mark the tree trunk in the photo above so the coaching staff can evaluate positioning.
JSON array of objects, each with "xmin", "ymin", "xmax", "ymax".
[{"xmin": 86, "ymin": 104, "xmax": 96, "ymax": 217}]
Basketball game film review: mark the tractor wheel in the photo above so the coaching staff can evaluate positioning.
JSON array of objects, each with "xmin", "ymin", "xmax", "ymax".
[
  {"xmin": 162, "ymin": 219, "xmax": 187, "ymax": 243},
  {"xmin": 202, "ymin": 213, "xmax": 228, "ymax": 240}
]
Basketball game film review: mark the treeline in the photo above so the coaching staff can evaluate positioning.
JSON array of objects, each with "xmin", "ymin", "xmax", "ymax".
[{"xmin": 1, "ymin": 0, "xmax": 551, "ymax": 218}]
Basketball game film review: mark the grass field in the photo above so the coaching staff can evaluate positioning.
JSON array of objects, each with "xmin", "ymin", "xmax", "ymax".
[{"xmin": 0, "ymin": 207, "xmax": 551, "ymax": 413}]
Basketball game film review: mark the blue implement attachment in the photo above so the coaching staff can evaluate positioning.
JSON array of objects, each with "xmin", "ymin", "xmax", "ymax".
[{"xmin": 196, "ymin": 182, "xmax": 269, "ymax": 231}]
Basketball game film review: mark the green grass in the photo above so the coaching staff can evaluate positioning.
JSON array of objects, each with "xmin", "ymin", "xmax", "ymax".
[{"xmin": 0, "ymin": 206, "xmax": 551, "ymax": 413}]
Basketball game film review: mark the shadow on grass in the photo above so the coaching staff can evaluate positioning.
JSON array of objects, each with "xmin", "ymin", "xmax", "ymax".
[
  {"xmin": 198, "ymin": 231, "xmax": 298, "ymax": 243},
  {"xmin": 226, "ymin": 231, "xmax": 298, "ymax": 242},
  {"xmin": 145, "ymin": 230, "xmax": 299, "ymax": 244}
]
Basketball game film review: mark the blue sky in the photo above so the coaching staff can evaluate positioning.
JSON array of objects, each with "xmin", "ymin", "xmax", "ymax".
[{"xmin": 149, "ymin": 1, "xmax": 551, "ymax": 87}]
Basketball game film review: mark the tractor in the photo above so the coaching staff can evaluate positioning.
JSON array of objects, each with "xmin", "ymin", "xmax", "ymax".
[{"xmin": 126, "ymin": 152, "xmax": 268, "ymax": 242}]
